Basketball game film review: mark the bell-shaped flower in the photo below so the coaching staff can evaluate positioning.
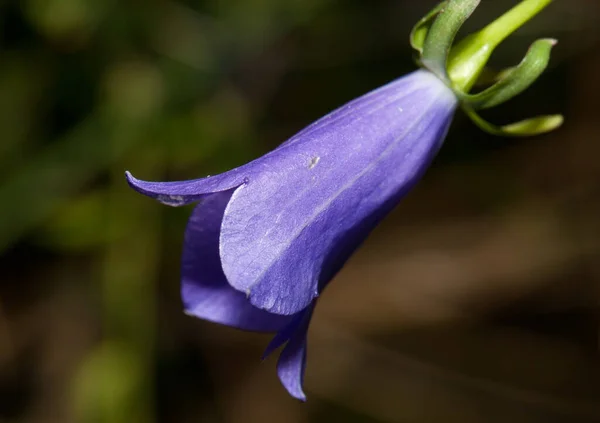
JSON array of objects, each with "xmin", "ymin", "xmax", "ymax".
[
  {"xmin": 127, "ymin": 70, "xmax": 456, "ymax": 399},
  {"xmin": 127, "ymin": 0, "xmax": 562, "ymax": 400}
]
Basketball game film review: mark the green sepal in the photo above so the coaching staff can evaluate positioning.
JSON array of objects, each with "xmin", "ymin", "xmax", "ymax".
[
  {"xmin": 460, "ymin": 38, "xmax": 556, "ymax": 110},
  {"xmin": 410, "ymin": 1, "xmax": 448, "ymax": 54},
  {"xmin": 464, "ymin": 106, "xmax": 564, "ymax": 137},
  {"xmin": 421, "ymin": 0, "xmax": 480, "ymax": 82},
  {"xmin": 446, "ymin": 0, "xmax": 554, "ymax": 92}
]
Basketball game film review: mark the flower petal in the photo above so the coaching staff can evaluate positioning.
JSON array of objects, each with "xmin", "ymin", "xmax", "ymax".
[
  {"xmin": 125, "ymin": 70, "xmax": 448, "ymax": 207},
  {"xmin": 219, "ymin": 70, "xmax": 457, "ymax": 315},
  {"xmin": 275, "ymin": 306, "xmax": 313, "ymax": 401},
  {"xmin": 125, "ymin": 170, "xmax": 246, "ymax": 207},
  {"xmin": 278, "ymin": 335, "xmax": 308, "ymax": 401},
  {"xmin": 182, "ymin": 189, "xmax": 293, "ymax": 331}
]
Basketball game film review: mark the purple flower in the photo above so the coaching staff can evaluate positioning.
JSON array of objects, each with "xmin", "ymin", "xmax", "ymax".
[{"xmin": 126, "ymin": 69, "xmax": 457, "ymax": 400}]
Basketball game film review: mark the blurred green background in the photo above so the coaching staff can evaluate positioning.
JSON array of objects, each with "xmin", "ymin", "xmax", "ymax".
[{"xmin": 0, "ymin": 0, "xmax": 599, "ymax": 422}]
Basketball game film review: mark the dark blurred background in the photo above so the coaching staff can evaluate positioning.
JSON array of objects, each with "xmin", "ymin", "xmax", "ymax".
[{"xmin": 0, "ymin": 0, "xmax": 598, "ymax": 422}]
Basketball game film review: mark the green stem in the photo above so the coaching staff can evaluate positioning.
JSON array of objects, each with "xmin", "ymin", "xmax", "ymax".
[
  {"xmin": 480, "ymin": 0, "xmax": 553, "ymax": 46},
  {"xmin": 447, "ymin": 0, "xmax": 554, "ymax": 92}
]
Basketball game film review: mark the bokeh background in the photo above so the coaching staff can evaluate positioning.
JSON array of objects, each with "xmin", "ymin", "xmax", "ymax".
[{"xmin": 0, "ymin": 0, "xmax": 598, "ymax": 422}]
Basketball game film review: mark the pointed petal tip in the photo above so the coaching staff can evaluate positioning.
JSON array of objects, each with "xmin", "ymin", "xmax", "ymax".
[
  {"xmin": 261, "ymin": 330, "xmax": 306, "ymax": 396},
  {"xmin": 124, "ymin": 170, "xmax": 198, "ymax": 206},
  {"xmin": 275, "ymin": 317, "xmax": 310, "ymax": 402},
  {"xmin": 278, "ymin": 361, "xmax": 307, "ymax": 401},
  {"xmin": 290, "ymin": 389, "xmax": 307, "ymax": 402},
  {"xmin": 124, "ymin": 170, "xmax": 136, "ymax": 186},
  {"xmin": 124, "ymin": 170, "xmax": 155, "ymax": 196},
  {"xmin": 125, "ymin": 171, "xmax": 161, "ymax": 200},
  {"xmin": 278, "ymin": 363, "xmax": 308, "ymax": 402},
  {"xmin": 124, "ymin": 170, "xmax": 146, "ymax": 186}
]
